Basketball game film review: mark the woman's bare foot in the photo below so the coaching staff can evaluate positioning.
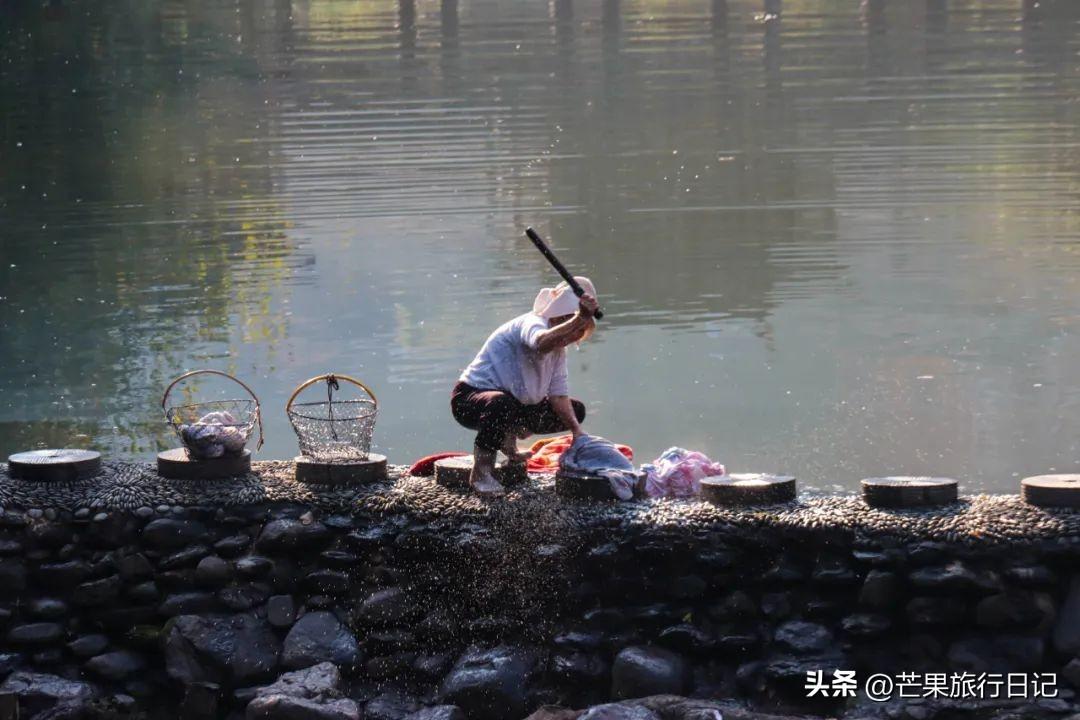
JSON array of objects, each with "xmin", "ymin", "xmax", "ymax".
[
  {"xmin": 469, "ymin": 448, "xmax": 506, "ymax": 497},
  {"xmin": 501, "ymin": 433, "xmax": 533, "ymax": 464}
]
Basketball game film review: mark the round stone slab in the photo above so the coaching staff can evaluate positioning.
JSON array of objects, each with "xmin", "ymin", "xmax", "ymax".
[
  {"xmin": 294, "ymin": 454, "xmax": 388, "ymax": 485},
  {"xmin": 157, "ymin": 448, "xmax": 251, "ymax": 480},
  {"xmin": 1022, "ymin": 474, "xmax": 1080, "ymax": 509},
  {"xmin": 701, "ymin": 473, "xmax": 797, "ymax": 506},
  {"xmin": 555, "ymin": 472, "xmax": 621, "ymax": 500},
  {"xmin": 7, "ymin": 449, "xmax": 102, "ymax": 482},
  {"xmin": 862, "ymin": 476, "xmax": 958, "ymax": 509},
  {"xmin": 434, "ymin": 455, "xmax": 528, "ymax": 489}
]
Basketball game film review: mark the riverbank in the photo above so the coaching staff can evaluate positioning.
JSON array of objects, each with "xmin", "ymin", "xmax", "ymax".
[{"xmin": 0, "ymin": 461, "xmax": 1078, "ymax": 719}]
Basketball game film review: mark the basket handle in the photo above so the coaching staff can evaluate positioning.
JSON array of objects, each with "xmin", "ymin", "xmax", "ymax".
[
  {"xmin": 161, "ymin": 369, "xmax": 264, "ymax": 451},
  {"xmin": 286, "ymin": 373, "xmax": 378, "ymax": 414}
]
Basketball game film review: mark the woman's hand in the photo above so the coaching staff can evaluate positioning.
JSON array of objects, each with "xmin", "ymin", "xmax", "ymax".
[{"xmin": 578, "ymin": 293, "xmax": 599, "ymax": 318}]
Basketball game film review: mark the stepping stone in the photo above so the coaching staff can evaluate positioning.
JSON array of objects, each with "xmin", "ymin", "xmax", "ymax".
[
  {"xmin": 434, "ymin": 456, "xmax": 527, "ymax": 489},
  {"xmin": 862, "ymin": 477, "xmax": 958, "ymax": 509},
  {"xmin": 555, "ymin": 472, "xmax": 623, "ymax": 500},
  {"xmin": 157, "ymin": 448, "xmax": 250, "ymax": 480},
  {"xmin": 294, "ymin": 454, "xmax": 387, "ymax": 484},
  {"xmin": 701, "ymin": 474, "xmax": 797, "ymax": 506},
  {"xmin": 7, "ymin": 449, "xmax": 102, "ymax": 482},
  {"xmin": 1022, "ymin": 475, "xmax": 1080, "ymax": 509}
]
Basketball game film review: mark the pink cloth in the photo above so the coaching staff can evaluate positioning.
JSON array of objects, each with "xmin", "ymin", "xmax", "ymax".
[{"xmin": 641, "ymin": 447, "xmax": 726, "ymax": 498}]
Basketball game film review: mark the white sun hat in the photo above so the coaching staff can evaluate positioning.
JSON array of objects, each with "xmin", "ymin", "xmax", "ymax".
[{"xmin": 532, "ymin": 276, "xmax": 596, "ymax": 319}]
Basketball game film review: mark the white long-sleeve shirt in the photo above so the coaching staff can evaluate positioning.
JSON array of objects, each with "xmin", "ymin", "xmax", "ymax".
[{"xmin": 459, "ymin": 312, "xmax": 569, "ymax": 405}]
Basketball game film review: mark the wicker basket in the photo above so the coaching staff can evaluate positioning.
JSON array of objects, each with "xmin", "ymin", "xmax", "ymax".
[
  {"xmin": 162, "ymin": 370, "xmax": 264, "ymax": 461},
  {"xmin": 286, "ymin": 373, "xmax": 377, "ymax": 463}
]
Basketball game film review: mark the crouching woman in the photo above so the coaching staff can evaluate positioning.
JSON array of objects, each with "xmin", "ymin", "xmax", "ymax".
[{"xmin": 451, "ymin": 278, "xmax": 599, "ymax": 496}]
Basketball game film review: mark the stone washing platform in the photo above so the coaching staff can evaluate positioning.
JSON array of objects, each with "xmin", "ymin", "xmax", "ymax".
[
  {"xmin": 1, "ymin": 460, "xmax": 1079, "ymax": 546},
  {"xmin": 1, "ymin": 460, "xmax": 1080, "ymax": 719}
]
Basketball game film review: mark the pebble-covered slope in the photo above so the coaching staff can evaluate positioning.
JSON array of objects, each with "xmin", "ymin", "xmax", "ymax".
[{"xmin": 2, "ymin": 460, "xmax": 1080, "ymax": 545}]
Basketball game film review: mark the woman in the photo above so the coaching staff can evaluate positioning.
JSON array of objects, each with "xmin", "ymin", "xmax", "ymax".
[{"xmin": 451, "ymin": 277, "xmax": 599, "ymax": 496}]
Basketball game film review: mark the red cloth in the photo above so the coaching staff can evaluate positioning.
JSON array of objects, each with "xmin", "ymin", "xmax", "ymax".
[
  {"xmin": 409, "ymin": 451, "xmax": 469, "ymax": 477},
  {"xmin": 526, "ymin": 434, "xmax": 633, "ymax": 473}
]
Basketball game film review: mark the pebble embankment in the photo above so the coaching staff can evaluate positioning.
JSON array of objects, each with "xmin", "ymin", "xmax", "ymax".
[{"xmin": 2, "ymin": 460, "xmax": 1079, "ymax": 546}]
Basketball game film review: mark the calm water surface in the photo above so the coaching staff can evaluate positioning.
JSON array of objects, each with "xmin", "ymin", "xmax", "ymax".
[{"xmin": 2, "ymin": 0, "xmax": 1079, "ymax": 493}]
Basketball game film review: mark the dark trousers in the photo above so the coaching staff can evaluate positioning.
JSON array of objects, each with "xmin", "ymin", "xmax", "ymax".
[{"xmin": 451, "ymin": 381, "xmax": 586, "ymax": 452}]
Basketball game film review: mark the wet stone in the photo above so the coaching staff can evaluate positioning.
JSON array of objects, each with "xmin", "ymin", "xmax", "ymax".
[
  {"xmin": 760, "ymin": 592, "xmax": 793, "ymax": 619},
  {"xmin": 909, "ymin": 561, "xmax": 1001, "ymax": 594},
  {"xmin": 195, "ymin": 556, "xmax": 233, "ymax": 587},
  {"xmin": 305, "ymin": 570, "xmax": 351, "ymax": 596},
  {"xmin": 841, "ymin": 613, "xmax": 892, "ymax": 637},
  {"xmin": 1004, "ymin": 565, "xmax": 1057, "ymax": 587},
  {"xmin": 159, "ymin": 592, "xmax": 220, "ymax": 617},
  {"xmin": 220, "ymin": 583, "xmax": 272, "ymax": 612},
  {"xmin": 237, "ymin": 556, "xmax": 274, "ymax": 578},
  {"xmin": 356, "ymin": 587, "xmax": 421, "ymax": 628},
  {"xmin": 975, "ymin": 591, "xmax": 1046, "ymax": 629},
  {"xmin": 0, "ymin": 560, "xmax": 27, "ymax": 594},
  {"xmin": 610, "ymin": 646, "xmax": 689, "ymax": 700},
  {"xmin": 73, "ymin": 575, "xmax": 122, "ymax": 607},
  {"xmin": 404, "ymin": 707, "xmax": 465, "ymax": 720},
  {"xmin": 68, "ymin": 635, "xmax": 110, "ymax": 659},
  {"xmin": 255, "ymin": 519, "xmax": 332, "ymax": 554},
  {"xmin": 142, "ymin": 519, "xmax": 208, "ymax": 551},
  {"xmin": 85, "ymin": 650, "xmax": 145, "ymax": 681},
  {"xmin": 159, "ymin": 545, "xmax": 210, "ymax": 570},
  {"xmin": 7, "ymin": 622, "xmax": 64, "ymax": 646},
  {"xmin": 267, "ymin": 595, "xmax": 297, "ymax": 629},
  {"xmin": 438, "ymin": 646, "xmax": 537, "ymax": 720},
  {"xmin": 213, "ymin": 534, "xmax": 251, "ymax": 558},
  {"xmin": 859, "ymin": 570, "xmax": 901, "ymax": 609},
  {"xmin": 28, "ymin": 598, "xmax": 67, "ymax": 620},
  {"xmin": 412, "ymin": 653, "xmax": 454, "ymax": 681},
  {"xmin": 282, "ymin": 611, "xmax": 362, "ymax": 670},
  {"xmin": 773, "ymin": 621, "xmax": 834, "ymax": 655},
  {"xmin": 116, "ymin": 553, "xmax": 153, "ymax": 581},
  {"xmin": 127, "ymin": 581, "xmax": 160, "ymax": 604},
  {"xmin": 551, "ymin": 651, "xmax": 609, "ymax": 686},
  {"xmin": 657, "ymin": 624, "xmax": 716, "ymax": 654},
  {"xmin": 907, "ymin": 597, "xmax": 968, "ymax": 626}
]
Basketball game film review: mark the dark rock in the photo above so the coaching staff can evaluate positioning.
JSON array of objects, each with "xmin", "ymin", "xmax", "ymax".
[
  {"xmin": 7, "ymin": 622, "xmax": 64, "ymax": 646},
  {"xmin": 319, "ymin": 551, "xmax": 359, "ymax": 569},
  {"xmin": 1062, "ymin": 658, "xmax": 1080, "ymax": 689},
  {"xmin": 550, "ymin": 651, "xmax": 608, "ymax": 685},
  {"xmin": 143, "ymin": 519, "xmax": 209, "ymax": 551},
  {"xmin": 0, "ymin": 560, "xmax": 27, "ymax": 594},
  {"xmin": 0, "ymin": 539, "xmax": 23, "ymax": 556},
  {"xmin": 1053, "ymin": 575, "xmax": 1080, "ymax": 656},
  {"xmin": 657, "ymin": 624, "xmax": 716, "ymax": 654},
  {"xmin": 356, "ymin": 587, "xmax": 421, "ymax": 628},
  {"xmin": 553, "ymin": 631, "xmax": 603, "ymax": 651},
  {"xmin": 34, "ymin": 560, "xmax": 90, "ymax": 589},
  {"xmin": 711, "ymin": 590, "xmax": 757, "ymax": 620},
  {"xmin": 268, "ymin": 596, "xmax": 297, "ymax": 629},
  {"xmin": 282, "ymin": 612, "xmax": 362, "ymax": 670},
  {"xmin": 0, "ymin": 671, "xmax": 99, "ymax": 717},
  {"xmin": 160, "ymin": 545, "xmax": 211, "ymax": 571},
  {"xmin": 841, "ymin": 613, "xmax": 891, "ymax": 637},
  {"xmin": 158, "ymin": 569, "xmax": 196, "ymax": 591},
  {"xmin": 976, "ymin": 591, "xmax": 1046, "ymax": 629},
  {"xmin": 773, "ymin": 621, "xmax": 834, "ymax": 654},
  {"xmin": 948, "ymin": 636, "xmax": 1045, "ymax": 673},
  {"xmin": 404, "ymin": 707, "xmax": 465, "ymax": 720},
  {"xmin": 412, "ymin": 653, "xmax": 454, "ymax": 681},
  {"xmin": 760, "ymin": 592, "xmax": 792, "ymax": 619},
  {"xmin": 237, "ymin": 556, "xmax": 275, "ymax": 578},
  {"xmin": 438, "ymin": 645, "xmax": 537, "ymax": 720},
  {"xmin": 762, "ymin": 560, "xmax": 806, "ymax": 584},
  {"xmin": 214, "ymin": 534, "xmax": 251, "ymax": 558},
  {"xmin": 164, "ymin": 613, "xmax": 281, "ymax": 685},
  {"xmin": 67, "ymin": 635, "xmax": 109, "ymax": 659},
  {"xmin": 247, "ymin": 694, "xmax": 361, "ymax": 720},
  {"xmin": 116, "ymin": 553, "xmax": 154, "ymax": 581},
  {"xmin": 30, "ymin": 648, "xmax": 63, "ymax": 666},
  {"xmin": 909, "ymin": 561, "xmax": 1001, "ymax": 594},
  {"xmin": 367, "ymin": 629, "xmax": 416, "ymax": 655},
  {"xmin": 907, "ymin": 597, "xmax": 967, "ymax": 626},
  {"xmin": 254, "ymin": 662, "xmax": 342, "ymax": 700},
  {"xmin": 28, "ymin": 598, "xmax": 68, "ymax": 620},
  {"xmin": 907, "ymin": 541, "xmax": 950, "ymax": 565},
  {"xmin": 180, "ymin": 681, "xmax": 220, "ymax": 720},
  {"xmin": 579, "ymin": 704, "xmax": 660, "ymax": 720},
  {"xmin": 73, "ymin": 575, "xmax": 122, "ymax": 607},
  {"xmin": 220, "ymin": 583, "xmax": 272, "ymax": 611},
  {"xmin": 196, "ymin": 557, "xmax": 234, "ymax": 591},
  {"xmin": 344, "ymin": 526, "xmax": 396, "ymax": 551},
  {"xmin": 812, "ymin": 558, "xmax": 857, "ymax": 585},
  {"xmin": 610, "ymin": 646, "xmax": 688, "ymax": 700},
  {"xmin": 671, "ymin": 575, "xmax": 706, "ymax": 600},
  {"xmin": 365, "ymin": 690, "xmax": 420, "ymax": 720},
  {"xmin": 160, "ymin": 592, "xmax": 220, "ymax": 617},
  {"xmin": 716, "ymin": 633, "xmax": 760, "ymax": 654},
  {"xmin": 859, "ymin": 570, "xmax": 901, "ymax": 609},
  {"xmin": 85, "ymin": 651, "xmax": 145, "ymax": 681},
  {"xmin": 0, "ymin": 652, "xmax": 22, "ymax": 676},
  {"xmin": 128, "ymin": 580, "xmax": 161, "ymax": 604},
  {"xmin": 305, "ymin": 570, "xmax": 351, "ymax": 596},
  {"xmin": 256, "ymin": 520, "xmax": 332, "ymax": 554}
]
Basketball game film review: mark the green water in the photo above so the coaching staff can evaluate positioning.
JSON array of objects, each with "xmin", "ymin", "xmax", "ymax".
[{"xmin": 2, "ymin": 0, "xmax": 1079, "ymax": 492}]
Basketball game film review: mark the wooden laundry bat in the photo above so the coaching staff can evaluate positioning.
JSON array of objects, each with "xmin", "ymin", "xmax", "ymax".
[{"xmin": 524, "ymin": 227, "xmax": 604, "ymax": 320}]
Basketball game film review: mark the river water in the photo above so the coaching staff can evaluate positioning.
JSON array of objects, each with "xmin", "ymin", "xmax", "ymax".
[{"xmin": 2, "ymin": 0, "xmax": 1078, "ymax": 493}]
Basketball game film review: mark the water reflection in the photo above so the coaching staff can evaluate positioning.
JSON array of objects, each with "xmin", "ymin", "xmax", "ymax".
[{"xmin": 1, "ymin": 0, "xmax": 1079, "ymax": 491}]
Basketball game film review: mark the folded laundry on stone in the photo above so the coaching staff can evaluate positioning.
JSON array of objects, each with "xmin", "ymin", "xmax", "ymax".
[
  {"xmin": 527, "ymin": 433, "xmax": 633, "ymax": 473},
  {"xmin": 558, "ymin": 434, "xmax": 639, "ymax": 501},
  {"xmin": 408, "ymin": 451, "xmax": 469, "ymax": 477},
  {"xmin": 641, "ymin": 447, "xmax": 726, "ymax": 498}
]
